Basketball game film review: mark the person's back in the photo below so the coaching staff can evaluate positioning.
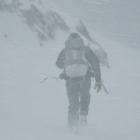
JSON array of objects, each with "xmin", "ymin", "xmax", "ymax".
[{"xmin": 56, "ymin": 33, "xmax": 102, "ymax": 130}]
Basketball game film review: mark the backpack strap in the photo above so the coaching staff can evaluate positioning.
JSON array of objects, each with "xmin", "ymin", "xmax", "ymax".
[{"xmin": 65, "ymin": 49, "xmax": 73, "ymax": 63}]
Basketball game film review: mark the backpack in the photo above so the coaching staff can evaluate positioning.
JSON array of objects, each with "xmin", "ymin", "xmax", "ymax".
[{"xmin": 64, "ymin": 37, "xmax": 89, "ymax": 77}]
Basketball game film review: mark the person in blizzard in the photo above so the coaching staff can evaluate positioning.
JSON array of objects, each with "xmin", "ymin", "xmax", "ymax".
[{"xmin": 56, "ymin": 33, "xmax": 102, "ymax": 128}]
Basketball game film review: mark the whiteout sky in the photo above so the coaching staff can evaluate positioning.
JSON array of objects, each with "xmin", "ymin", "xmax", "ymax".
[{"xmin": 52, "ymin": 0, "xmax": 140, "ymax": 49}]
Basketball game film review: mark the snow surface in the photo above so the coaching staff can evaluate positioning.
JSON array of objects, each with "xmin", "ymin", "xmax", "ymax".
[{"xmin": 0, "ymin": 0, "xmax": 140, "ymax": 140}]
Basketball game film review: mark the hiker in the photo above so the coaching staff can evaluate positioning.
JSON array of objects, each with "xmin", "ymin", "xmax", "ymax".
[{"xmin": 55, "ymin": 33, "xmax": 102, "ymax": 128}]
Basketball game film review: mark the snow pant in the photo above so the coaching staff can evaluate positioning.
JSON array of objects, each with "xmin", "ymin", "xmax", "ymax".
[{"xmin": 66, "ymin": 77, "xmax": 91, "ymax": 127}]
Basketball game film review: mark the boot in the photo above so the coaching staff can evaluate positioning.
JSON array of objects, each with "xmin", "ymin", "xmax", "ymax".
[
  {"xmin": 68, "ymin": 111, "xmax": 79, "ymax": 128},
  {"xmin": 79, "ymin": 110, "xmax": 87, "ymax": 126},
  {"xmin": 68, "ymin": 112, "xmax": 79, "ymax": 133}
]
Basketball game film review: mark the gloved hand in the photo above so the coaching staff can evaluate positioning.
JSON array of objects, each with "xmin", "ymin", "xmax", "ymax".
[{"xmin": 94, "ymin": 82, "xmax": 102, "ymax": 93}]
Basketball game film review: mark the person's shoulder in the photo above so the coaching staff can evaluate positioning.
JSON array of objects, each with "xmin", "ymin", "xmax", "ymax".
[
  {"xmin": 59, "ymin": 48, "xmax": 65, "ymax": 53},
  {"xmin": 58, "ymin": 48, "xmax": 66, "ymax": 57},
  {"xmin": 85, "ymin": 46, "xmax": 99, "ymax": 62}
]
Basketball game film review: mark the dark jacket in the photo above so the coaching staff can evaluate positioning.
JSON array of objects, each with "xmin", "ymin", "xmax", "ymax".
[{"xmin": 56, "ymin": 47, "xmax": 101, "ymax": 82}]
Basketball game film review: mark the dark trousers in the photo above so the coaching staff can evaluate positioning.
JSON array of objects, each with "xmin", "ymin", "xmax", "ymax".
[{"xmin": 66, "ymin": 77, "xmax": 91, "ymax": 126}]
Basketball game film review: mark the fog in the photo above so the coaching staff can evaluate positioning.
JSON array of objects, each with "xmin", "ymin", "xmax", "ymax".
[{"xmin": 0, "ymin": 0, "xmax": 140, "ymax": 140}]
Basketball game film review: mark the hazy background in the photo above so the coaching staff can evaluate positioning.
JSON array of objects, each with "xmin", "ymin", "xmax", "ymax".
[
  {"xmin": 52, "ymin": 0, "xmax": 140, "ymax": 49},
  {"xmin": 0, "ymin": 0, "xmax": 140, "ymax": 140}
]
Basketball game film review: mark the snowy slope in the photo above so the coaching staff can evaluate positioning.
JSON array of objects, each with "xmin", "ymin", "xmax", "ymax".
[
  {"xmin": 52, "ymin": 0, "xmax": 140, "ymax": 49},
  {"xmin": 0, "ymin": 0, "xmax": 140, "ymax": 140}
]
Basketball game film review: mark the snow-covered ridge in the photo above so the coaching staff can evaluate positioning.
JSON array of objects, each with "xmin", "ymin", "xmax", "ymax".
[
  {"xmin": 0, "ymin": 0, "xmax": 69, "ymax": 42},
  {"xmin": 0, "ymin": 0, "xmax": 108, "ymax": 66}
]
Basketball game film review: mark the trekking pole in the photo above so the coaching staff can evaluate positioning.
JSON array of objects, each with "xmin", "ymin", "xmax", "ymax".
[
  {"xmin": 101, "ymin": 81, "xmax": 109, "ymax": 94},
  {"xmin": 40, "ymin": 76, "xmax": 60, "ymax": 83}
]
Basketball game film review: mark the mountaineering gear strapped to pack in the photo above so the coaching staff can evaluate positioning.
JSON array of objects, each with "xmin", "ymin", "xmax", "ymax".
[
  {"xmin": 55, "ymin": 34, "xmax": 101, "ymax": 81},
  {"xmin": 55, "ymin": 32, "xmax": 104, "ymax": 83},
  {"xmin": 64, "ymin": 33, "xmax": 89, "ymax": 78}
]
